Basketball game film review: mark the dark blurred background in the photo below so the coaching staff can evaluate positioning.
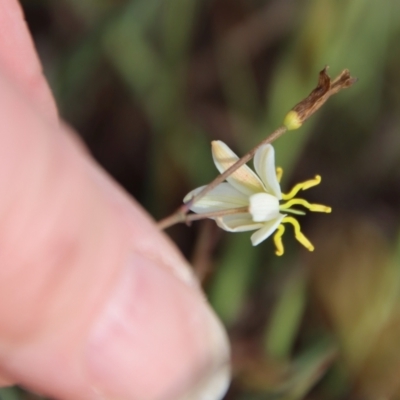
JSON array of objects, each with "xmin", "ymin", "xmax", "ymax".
[{"xmin": 1, "ymin": 0, "xmax": 400, "ymax": 399}]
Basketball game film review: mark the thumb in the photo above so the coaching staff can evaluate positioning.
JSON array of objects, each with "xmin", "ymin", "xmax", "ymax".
[{"xmin": 0, "ymin": 67, "xmax": 230, "ymax": 399}]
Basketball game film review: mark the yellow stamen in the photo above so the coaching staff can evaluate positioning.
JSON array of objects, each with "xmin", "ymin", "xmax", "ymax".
[
  {"xmin": 280, "ymin": 198, "xmax": 332, "ymax": 213},
  {"xmin": 276, "ymin": 167, "xmax": 283, "ymax": 183},
  {"xmin": 273, "ymin": 225, "xmax": 285, "ymax": 256},
  {"xmin": 272, "ymin": 173, "xmax": 328, "ymax": 255},
  {"xmin": 282, "ymin": 216, "xmax": 314, "ymax": 252},
  {"xmin": 281, "ymin": 175, "xmax": 321, "ymax": 200}
]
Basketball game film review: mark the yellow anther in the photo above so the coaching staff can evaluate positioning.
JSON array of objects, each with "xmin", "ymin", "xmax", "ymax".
[
  {"xmin": 302, "ymin": 175, "xmax": 321, "ymax": 190},
  {"xmin": 309, "ymin": 204, "xmax": 331, "ymax": 213},
  {"xmin": 282, "ymin": 216, "xmax": 315, "ymax": 252},
  {"xmin": 276, "ymin": 167, "xmax": 283, "ymax": 183},
  {"xmin": 280, "ymin": 198, "xmax": 332, "ymax": 213},
  {"xmin": 281, "ymin": 175, "xmax": 322, "ymax": 200},
  {"xmin": 273, "ymin": 224, "xmax": 285, "ymax": 256}
]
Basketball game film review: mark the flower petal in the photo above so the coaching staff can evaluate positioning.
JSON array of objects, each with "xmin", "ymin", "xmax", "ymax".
[
  {"xmin": 216, "ymin": 214, "xmax": 263, "ymax": 232},
  {"xmin": 253, "ymin": 144, "xmax": 282, "ymax": 199},
  {"xmin": 212, "ymin": 141, "xmax": 264, "ymax": 196},
  {"xmin": 250, "ymin": 214, "xmax": 285, "ymax": 246},
  {"xmin": 249, "ymin": 193, "xmax": 280, "ymax": 222},
  {"xmin": 184, "ymin": 183, "xmax": 249, "ymax": 214}
]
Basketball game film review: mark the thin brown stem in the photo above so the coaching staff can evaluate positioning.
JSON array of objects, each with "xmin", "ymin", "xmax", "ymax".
[
  {"xmin": 157, "ymin": 206, "xmax": 249, "ymax": 230},
  {"xmin": 157, "ymin": 125, "xmax": 287, "ymax": 230},
  {"xmin": 157, "ymin": 213, "xmax": 186, "ymax": 230},
  {"xmin": 186, "ymin": 206, "xmax": 249, "ymax": 222}
]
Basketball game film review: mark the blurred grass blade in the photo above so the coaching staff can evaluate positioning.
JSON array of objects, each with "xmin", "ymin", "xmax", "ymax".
[
  {"xmin": 264, "ymin": 272, "xmax": 307, "ymax": 360},
  {"xmin": 280, "ymin": 342, "xmax": 336, "ymax": 400},
  {"xmin": 209, "ymin": 235, "xmax": 258, "ymax": 325}
]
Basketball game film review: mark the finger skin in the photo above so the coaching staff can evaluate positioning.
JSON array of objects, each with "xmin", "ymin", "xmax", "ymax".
[
  {"xmin": 0, "ymin": 66, "xmax": 229, "ymax": 399},
  {"xmin": 0, "ymin": 0, "xmax": 57, "ymax": 121},
  {"xmin": 0, "ymin": 2, "xmax": 230, "ymax": 398}
]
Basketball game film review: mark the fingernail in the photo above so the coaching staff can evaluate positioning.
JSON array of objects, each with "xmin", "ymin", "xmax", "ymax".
[{"xmin": 85, "ymin": 253, "xmax": 230, "ymax": 400}]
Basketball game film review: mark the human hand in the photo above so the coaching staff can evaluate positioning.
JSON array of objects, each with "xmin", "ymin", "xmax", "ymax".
[{"xmin": 0, "ymin": 1, "xmax": 230, "ymax": 399}]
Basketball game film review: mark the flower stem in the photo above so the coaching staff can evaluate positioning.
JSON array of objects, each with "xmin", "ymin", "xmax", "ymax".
[
  {"xmin": 157, "ymin": 125, "xmax": 287, "ymax": 230},
  {"xmin": 157, "ymin": 206, "xmax": 249, "ymax": 230},
  {"xmin": 185, "ymin": 206, "xmax": 249, "ymax": 222}
]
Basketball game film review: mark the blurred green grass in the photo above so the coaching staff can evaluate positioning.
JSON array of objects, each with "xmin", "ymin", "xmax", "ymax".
[{"xmin": 3, "ymin": 0, "xmax": 400, "ymax": 399}]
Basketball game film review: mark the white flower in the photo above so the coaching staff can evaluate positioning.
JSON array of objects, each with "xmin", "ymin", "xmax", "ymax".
[{"xmin": 184, "ymin": 141, "xmax": 331, "ymax": 255}]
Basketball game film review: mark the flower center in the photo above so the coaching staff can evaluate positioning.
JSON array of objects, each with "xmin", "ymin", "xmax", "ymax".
[{"xmin": 274, "ymin": 171, "xmax": 331, "ymax": 256}]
